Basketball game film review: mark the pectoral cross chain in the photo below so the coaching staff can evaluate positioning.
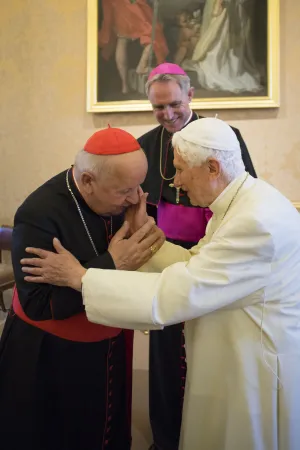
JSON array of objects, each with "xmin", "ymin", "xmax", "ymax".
[{"xmin": 169, "ymin": 183, "xmax": 180, "ymax": 204}]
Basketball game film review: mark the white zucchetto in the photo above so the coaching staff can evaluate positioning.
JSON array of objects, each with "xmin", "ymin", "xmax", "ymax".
[{"xmin": 173, "ymin": 118, "xmax": 241, "ymax": 152}]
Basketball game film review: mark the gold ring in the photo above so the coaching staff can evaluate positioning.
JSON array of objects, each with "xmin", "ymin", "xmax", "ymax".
[{"xmin": 150, "ymin": 245, "xmax": 157, "ymax": 254}]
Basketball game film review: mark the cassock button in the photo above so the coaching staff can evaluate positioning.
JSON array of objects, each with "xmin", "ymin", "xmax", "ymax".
[
  {"xmin": 107, "ymin": 220, "xmax": 111, "ymax": 225},
  {"xmin": 108, "ymin": 234, "xmax": 113, "ymax": 240}
]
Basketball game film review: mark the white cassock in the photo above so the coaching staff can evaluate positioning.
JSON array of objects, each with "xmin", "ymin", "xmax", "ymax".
[{"xmin": 82, "ymin": 173, "xmax": 300, "ymax": 450}]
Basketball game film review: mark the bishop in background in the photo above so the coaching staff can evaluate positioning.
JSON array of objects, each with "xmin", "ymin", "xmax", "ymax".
[{"xmin": 139, "ymin": 61, "xmax": 256, "ymax": 450}]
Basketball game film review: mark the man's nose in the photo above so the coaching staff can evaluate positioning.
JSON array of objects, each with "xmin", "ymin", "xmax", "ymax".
[
  {"xmin": 174, "ymin": 172, "xmax": 181, "ymax": 188},
  {"xmin": 163, "ymin": 106, "xmax": 174, "ymax": 120},
  {"xmin": 126, "ymin": 188, "xmax": 139, "ymax": 205}
]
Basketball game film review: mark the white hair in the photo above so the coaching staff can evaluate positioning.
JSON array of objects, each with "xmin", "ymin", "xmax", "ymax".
[
  {"xmin": 172, "ymin": 133, "xmax": 245, "ymax": 182},
  {"xmin": 74, "ymin": 149, "xmax": 110, "ymax": 178},
  {"xmin": 145, "ymin": 74, "xmax": 191, "ymax": 96}
]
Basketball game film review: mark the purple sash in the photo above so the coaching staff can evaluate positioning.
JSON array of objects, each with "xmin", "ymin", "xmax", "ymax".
[{"xmin": 157, "ymin": 201, "xmax": 213, "ymax": 243}]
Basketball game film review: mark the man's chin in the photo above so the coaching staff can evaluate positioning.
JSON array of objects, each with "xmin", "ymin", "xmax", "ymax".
[
  {"xmin": 113, "ymin": 206, "xmax": 127, "ymax": 215},
  {"xmin": 163, "ymin": 120, "xmax": 182, "ymax": 133},
  {"xmin": 187, "ymin": 194, "xmax": 198, "ymax": 207},
  {"xmin": 103, "ymin": 206, "xmax": 127, "ymax": 216}
]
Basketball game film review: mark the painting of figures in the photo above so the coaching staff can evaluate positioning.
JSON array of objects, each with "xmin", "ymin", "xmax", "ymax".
[{"xmin": 87, "ymin": 0, "xmax": 279, "ymax": 112}]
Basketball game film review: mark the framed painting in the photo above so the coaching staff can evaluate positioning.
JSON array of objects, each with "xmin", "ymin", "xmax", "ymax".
[{"xmin": 87, "ymin": 0, "xmax": 280, "ymax": 113}]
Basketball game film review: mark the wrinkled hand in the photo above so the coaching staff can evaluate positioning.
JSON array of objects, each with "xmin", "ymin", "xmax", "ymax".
[
  {"xmin": 108, "ymin": 218, "xmax": 165, "ymax": 270},
  {"xmin": 125, "ymin": 187, "xmax": 149, "ymax": 236},
  {"xmin": 21, "ymin": 238, "xmax": 86, "ymax": 291}
]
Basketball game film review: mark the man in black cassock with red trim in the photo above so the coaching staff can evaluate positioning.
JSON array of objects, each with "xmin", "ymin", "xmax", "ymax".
[
  {"xmin": 138, "ymin": 63, "xmax": 257, "ymax": 450},
  {"xmin": 0, "ymin": 127, "xmax": 162, "ymax": 450}
]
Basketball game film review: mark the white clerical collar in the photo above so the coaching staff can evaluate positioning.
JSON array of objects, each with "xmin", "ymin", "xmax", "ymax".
[
  {"xmin": 184, "ymin": 110, "xmax": 193, "ymax": 126},
  {"xmin": 209, "ymin": 172, "xmax": 250, "ymax": 216},
  {"xmin": 164, "ymin": 111, "xmax": 193, "ymax": 135}
]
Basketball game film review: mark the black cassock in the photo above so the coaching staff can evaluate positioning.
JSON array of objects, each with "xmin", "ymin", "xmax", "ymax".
[
  {"xmin": 139, "ymin": 113, "xmax": 257, "ymax": 450},
  {"xmin": 0, "ymin": 169, "xmax": 133, "ymax": 450}
]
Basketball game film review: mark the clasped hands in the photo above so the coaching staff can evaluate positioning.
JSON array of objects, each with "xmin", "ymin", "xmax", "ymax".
[
  {"xmin": 21, "ymin": 188, "xmax": 165, "ymax": 290},
  {"xmin": 109, "ymin": 187, "xmax": 165, "ymax": 269}
]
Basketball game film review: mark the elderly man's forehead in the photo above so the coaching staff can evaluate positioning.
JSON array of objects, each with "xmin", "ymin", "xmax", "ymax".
[{"xmin": 108, "ymin": 150, "xmax": 147, "ymax": 175}]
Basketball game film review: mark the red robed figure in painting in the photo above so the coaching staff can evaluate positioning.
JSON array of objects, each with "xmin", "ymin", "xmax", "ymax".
[{"xmin": 98, "ymin": 0, "xmax": 169, "ymax": 93}]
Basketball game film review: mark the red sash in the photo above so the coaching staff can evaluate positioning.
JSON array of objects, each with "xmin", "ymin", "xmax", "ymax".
[{"xmin": 12, "ymin": 287, "xmax": 121, "ymax": 342}]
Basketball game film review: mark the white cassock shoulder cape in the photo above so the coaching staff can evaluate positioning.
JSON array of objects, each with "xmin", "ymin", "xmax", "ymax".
[{"xmin": 82, "ymin": 173, "xmax": 300, "ymax": 450}]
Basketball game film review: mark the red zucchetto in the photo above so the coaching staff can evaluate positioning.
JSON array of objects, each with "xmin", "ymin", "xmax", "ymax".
[{"xmin": 84, "ymin": 126, "xmax": 141, "ymax": 155}]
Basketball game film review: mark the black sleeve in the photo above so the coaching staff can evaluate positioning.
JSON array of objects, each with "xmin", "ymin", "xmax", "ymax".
[
  {"xmin": 234, "ymin": 127, "xmax": 257, "ymax": 178},
  {"xmin": 137, "ymin": 135, "xmax": 147, "ymax": 154},
  {"xmin": 146, "ymin": 203, "xmax": 158, "ymax": 222},
  {"xmin": 84, "ymin": 252, "xmax": 115, "ymax": 270},
  {"xmin": 137, "ymin": 135, "xmax": 144, "ymax": 147},
  {"xmin": 12, "ymin": 216, "xmax": 115, "ymax": 321},
  {"xmin": 138, "ymin": 131, "xmax": 154, "ymax": 156}
]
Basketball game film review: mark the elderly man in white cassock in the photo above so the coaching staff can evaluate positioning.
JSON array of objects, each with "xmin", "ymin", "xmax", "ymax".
[{"xmin": 21, "ymin": 118, "xmax": 300, "ymax": 450}]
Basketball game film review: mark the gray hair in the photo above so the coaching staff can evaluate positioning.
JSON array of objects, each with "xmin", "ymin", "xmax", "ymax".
[
  {"xmin": 172, "ymin": 133, "xmax": 245, "ymax": 182},
  {"xmin": 74, "ymin": 149, "xmax": 110, "ymax": 179},
  {"xmin": 145, "ymin": 74, "xmax": 191, "ymax": 96}
]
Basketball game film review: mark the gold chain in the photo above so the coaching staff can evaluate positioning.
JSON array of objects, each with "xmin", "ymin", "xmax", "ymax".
[
  {"xmin": 159, "ymin": 128, "xmax": 176, "ymax": 181},
  {"xmin": 159, "ymin": 113, "xmax": 199, "ymax": 181},
  {"xmin": 208, "ymin": 173, "xmax": 249, "ymax": 246},
  {"xmin": 221, "ymin": 173, "xmax": 249, "ymax": 221}
]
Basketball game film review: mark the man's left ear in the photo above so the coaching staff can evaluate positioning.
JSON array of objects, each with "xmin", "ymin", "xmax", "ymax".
[
  {"xmin": 207, "ymin": 159, "xmax": 221, "ymax": 178},
  {"xmin": 188, "ymin": 87, "xmax": 195, "ymax": 102},
  {"xmin": 81, "ymin": 172, "xmax": 95, "ymax": 195}
]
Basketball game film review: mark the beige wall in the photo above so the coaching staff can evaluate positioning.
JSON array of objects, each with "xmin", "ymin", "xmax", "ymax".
[{"xmin": 1, "ymin": 1, "xmax": 300, "ymax": 224}]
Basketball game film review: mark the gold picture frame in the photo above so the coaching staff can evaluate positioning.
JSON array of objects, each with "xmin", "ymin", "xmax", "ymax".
[
  {"xmin": 293, "ymin": 203, "xmax": 300, "ymax": 213},
  {"xmin": 87, "ymin": 0, "xmax": 280, "ymax": 113}
]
